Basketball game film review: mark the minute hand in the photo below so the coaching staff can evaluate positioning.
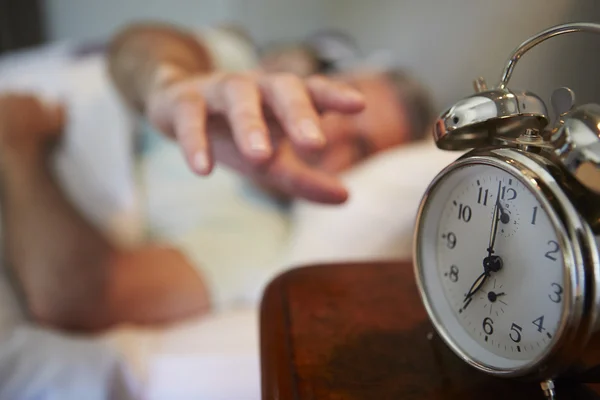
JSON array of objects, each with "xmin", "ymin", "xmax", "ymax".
[
  {"xmin": 487, "ymin": 200, "xmax": 501, "ymax": 256},
  {"xmin": 487, "ymin": 179, "xmax": 503, "ymax": 256}
]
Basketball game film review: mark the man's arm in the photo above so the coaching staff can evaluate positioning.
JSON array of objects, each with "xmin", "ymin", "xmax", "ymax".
[
  {"xmin": 0, "ymin": 94, "xmax": 209, "ymax": 332},
  {"xmin": 107, "ymin": 22, "xmax": 214, "ymax": 112},
  {"xmin": 107, "ymin": 22, "xmax": 364, "ymax": 204}
]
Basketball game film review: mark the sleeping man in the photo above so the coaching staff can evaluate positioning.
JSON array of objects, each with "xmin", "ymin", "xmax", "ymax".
[{"xmin": 0, "ymin": 22, "xmax": 435, "ymax": 333}]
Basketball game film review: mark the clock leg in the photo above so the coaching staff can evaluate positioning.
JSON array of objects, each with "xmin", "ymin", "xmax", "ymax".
[{"xmin": 541, "ymin": 379, "xmax": 557, "ymax": 399}]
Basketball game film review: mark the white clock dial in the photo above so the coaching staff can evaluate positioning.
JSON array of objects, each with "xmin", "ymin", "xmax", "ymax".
[{"xmin": 418, "ymin": 163, "xmax": 567, "ymax": 370}]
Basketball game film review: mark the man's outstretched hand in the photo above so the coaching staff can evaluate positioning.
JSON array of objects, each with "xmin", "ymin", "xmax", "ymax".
[{"xmin": 145, "ymin": 70, "xmax": 365, "ymax": 204}]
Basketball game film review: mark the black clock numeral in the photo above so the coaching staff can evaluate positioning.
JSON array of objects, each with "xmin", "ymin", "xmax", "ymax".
[
  {"xmin": 477, "ymin": 187, "xmax": 489, "ymax": 206},
  {"xmin": 549, "ymin": 283, "xmax": 563, "ymax": 303},
  {"xmin": 532, "ymin": 315, "xmax": 545, "ymax": 333},
  {"xmin": 509, "ymin": 323, "xmax": 523, "ymax": 343},
  {"xmin": 447, "ymin": 265, "xmax": 459, "ymax": 282},
  {"xmin": 483, "ymin": 317, "xmax": 494, "ymax": 335},
  {"xmin": 531, "ymin": 206, "xmax": 538, "ymax": 225},
  {"xmin": 443, "ymin": 232, "xmax": 457, "ymax": 249},
  {"xmin": 501, "ymin": 186, "xmax": 517, "ymax": 201},
  {"xmin": 545, "ymin": 240, "xmax": 560, "ymax": 261},
  {"xmin": 457, "ymin": 203, "xmax": 472, "ymax": 222}
]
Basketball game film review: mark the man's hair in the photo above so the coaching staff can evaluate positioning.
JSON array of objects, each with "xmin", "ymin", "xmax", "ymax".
[
  {"xmin": 304, "ymin": 30, "xmax": 362, "ymax": 74},
  {"xmin": 384, "ymin": 69, "xmax": 436, "ymax": 142}
]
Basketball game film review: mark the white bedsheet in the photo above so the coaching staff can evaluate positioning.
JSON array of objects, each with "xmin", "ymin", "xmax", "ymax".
[
  {"xmin": 99, "ymin": 140, "xmax": 461, "ymax": 400},
  {"xmin": 105, "ymin": 308, "xmax": 261, "ymax": 400},
  {"xmin": 0, "ymin": 141, "xmax": 459, "ymax": 400},
  {"xmin": 0, "ymin": 325, "xmax": 138, "ymax": 400}
]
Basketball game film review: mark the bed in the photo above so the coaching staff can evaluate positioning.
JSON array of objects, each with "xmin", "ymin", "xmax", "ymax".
[{"xmin": 0, "ymin": 42, "xmax": 460, "ymax": 399}]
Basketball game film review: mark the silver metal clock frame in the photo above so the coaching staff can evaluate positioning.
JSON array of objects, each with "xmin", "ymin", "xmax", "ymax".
[{"xmin": 414, "ymin": 147, "xmax": 600, "ymax": 382}]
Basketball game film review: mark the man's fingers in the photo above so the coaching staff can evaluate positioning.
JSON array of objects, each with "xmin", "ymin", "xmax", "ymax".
[
  {"xmin": 260, "ymin": 73, "xmax": 327, "ymax": 151},
  {"xmin": 306, "ymin": 75, "xmax": 365, "ymax": 113},
  {"xmin": 172, "ymin": 96, "xmax": 212, "ymax": 175},
  {"xmin": 264, "ymin": 142, "xmax": 349, "ymax": 204},
  {"xmin": 208, "ymin": 120, "xmax": 348, "ymax": 204},
  {"xmin": 221, "ymin": 75, "xmax": 272, "ymax": 163}
]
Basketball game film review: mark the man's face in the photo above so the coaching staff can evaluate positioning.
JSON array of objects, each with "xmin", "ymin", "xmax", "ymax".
[
  {"xmin": 259, "ymin": 47, "xmax": 413, "ymax": 175},
  {"xmin": 312, "ymin": 73, "xmax": 411, "ymax": 174}
]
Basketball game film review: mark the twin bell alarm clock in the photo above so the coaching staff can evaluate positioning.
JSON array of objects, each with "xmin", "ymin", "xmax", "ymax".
[{"xmin": 414, "ymin": 22, "xmax": 600, "ymax": 399}]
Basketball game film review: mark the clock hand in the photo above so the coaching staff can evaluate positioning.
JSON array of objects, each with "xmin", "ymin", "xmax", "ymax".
[
  {"xmin": 487, "ymin": 181, "xmax": 503, "ymax": 256},
  {"xmin": 462, "ymin": 181, "xmax": 506, "ymax": 312},
  {"xmin": 463, "ymin": 256, "xmax": 505, "ymax": 308},
  {"xmin": 486, "ymin": 291, "xmax": 506, "ymax": 302},
  {"xmin": 481, "ymin": 181, "xmax": 505, "ymax": 273},
  {"xmin": 487, "ymin": 202, "xmax": 500, "ymax": 255},
  {"xmin": 496, "ymin": 201, "xmax": 510, "ymax": 226},
  {"xmin": 464, "ymin": 270, "xmax": 489, "ymax": 302}
]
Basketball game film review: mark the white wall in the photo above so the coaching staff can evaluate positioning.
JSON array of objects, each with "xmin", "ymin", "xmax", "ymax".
[
  {"xmin": 43, "ymin": 0, "xmax": 235, "ymax": 42},
  {"xmin": 42, "ymin": 0, "xmax": 600, "ymax": 115},
  {"xmin": 322, "ymin": 0, "xmax": 600, "ymax": 112},
  {"xmin": 229, "ymin": 0, "xmax": 325, "ymax": 45},
  {"xmin": 42, "ymin": 0, "xmax": 325, "ymax": 44}
]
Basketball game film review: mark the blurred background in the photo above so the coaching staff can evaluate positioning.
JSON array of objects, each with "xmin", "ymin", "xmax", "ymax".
[
  {"xmin": 1, "ymin": 2, "xmax": 600, "ymax": 399},
  {"xmin": 3, "ymin": 0, "xmax": 600, "ymax": 113}
]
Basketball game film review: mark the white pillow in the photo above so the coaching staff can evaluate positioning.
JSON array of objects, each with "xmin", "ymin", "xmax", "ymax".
[
  {"xmin": 240, "ymin": 140, "xmax": 463, "ymax": 305},
  {"xmin": 280, "ymin": 140, "xmax": 463, "ymax": 266}
]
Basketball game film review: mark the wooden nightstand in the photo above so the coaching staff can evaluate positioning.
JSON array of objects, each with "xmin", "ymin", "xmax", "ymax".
[{"xmin": 259, "ymin": 261, "xmax": 600, "ymax": 399}]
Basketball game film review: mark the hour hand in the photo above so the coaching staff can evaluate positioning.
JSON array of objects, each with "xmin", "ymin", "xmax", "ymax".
[
  {"xmin": 464, "ymin": 271, "xmax": 489, "ymax": 301},
  {"xmin": 460, "ymin": 271, "xmax": 488, "ymax": 313}
]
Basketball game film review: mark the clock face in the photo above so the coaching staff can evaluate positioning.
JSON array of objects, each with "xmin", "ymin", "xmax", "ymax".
[{"xmin": 417, "ymin": 162, "xmax": 567, "ymax": 370}]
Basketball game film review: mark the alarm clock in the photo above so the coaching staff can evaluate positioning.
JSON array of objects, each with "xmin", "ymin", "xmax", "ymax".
[{"xmin": 414, "ymin": 23, "xmax": 600, "ymax": 399}]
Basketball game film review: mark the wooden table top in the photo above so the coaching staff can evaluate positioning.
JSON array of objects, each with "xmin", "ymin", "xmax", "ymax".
[{"xmin": 259, "ymin": 261, "xmax": 600, "ymax": 399}]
